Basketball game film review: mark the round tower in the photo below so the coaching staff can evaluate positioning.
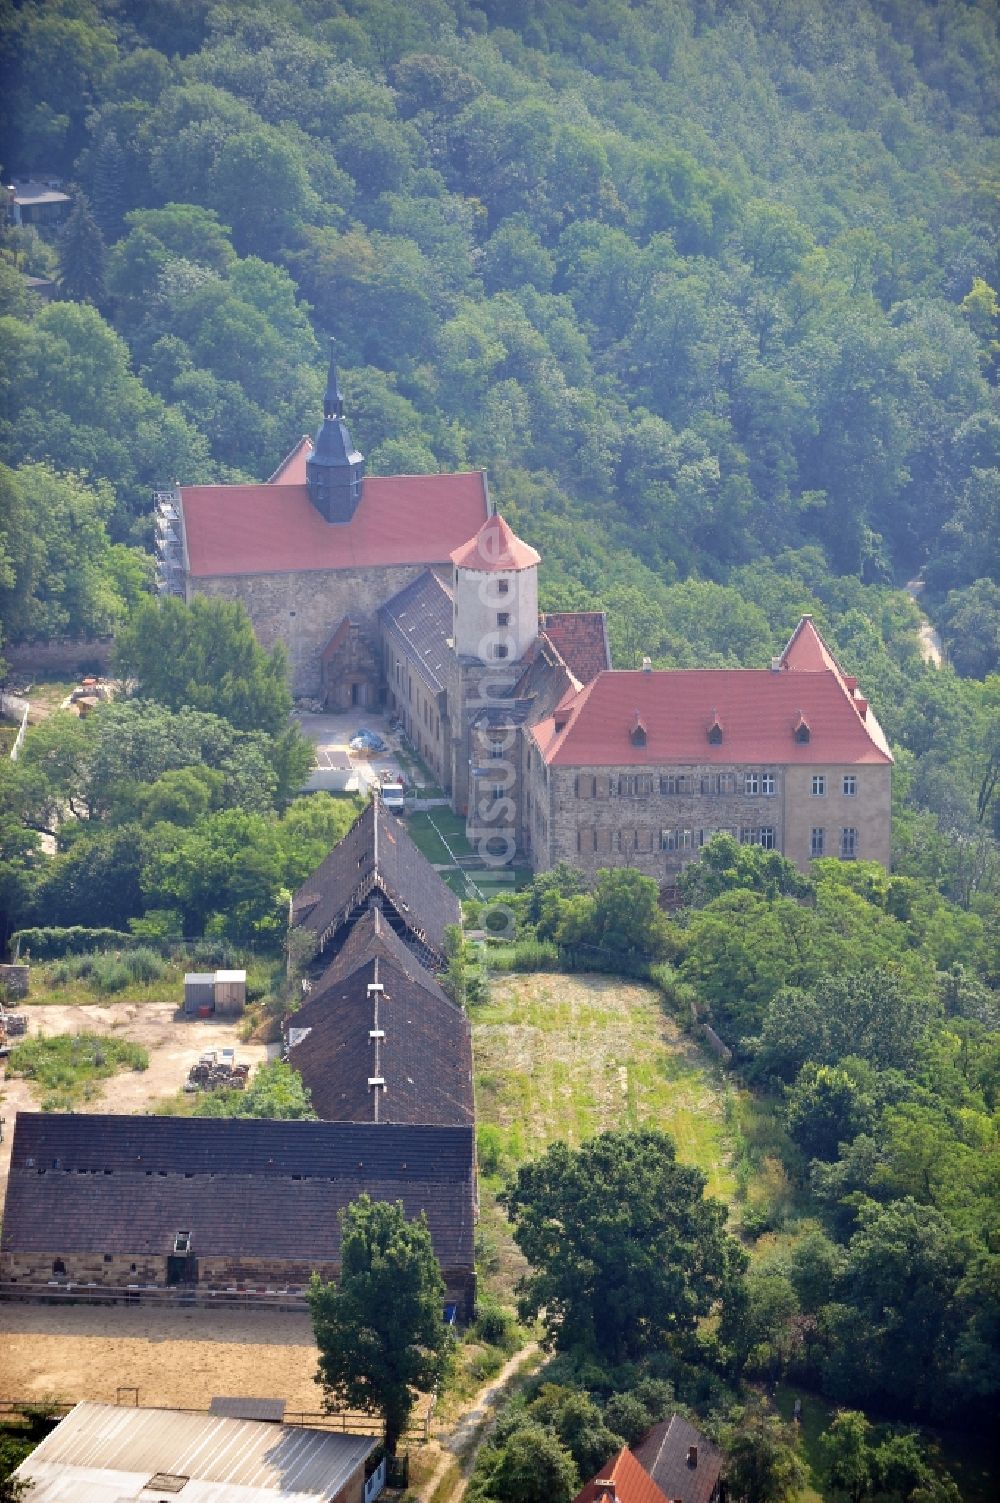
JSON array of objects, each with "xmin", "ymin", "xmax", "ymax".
[{"xmin": 450, "ymin": 513, "xmax": 540, "ymax": 664}]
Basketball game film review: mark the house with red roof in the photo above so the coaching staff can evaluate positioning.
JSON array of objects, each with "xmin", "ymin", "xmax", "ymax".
[
  {"xmin": 162, "ymin": 344, "xmax": 889, "ymax": 877},
  {"xmin": 525, "ymin": 614, "xmax": 891, "ymax": 877}
]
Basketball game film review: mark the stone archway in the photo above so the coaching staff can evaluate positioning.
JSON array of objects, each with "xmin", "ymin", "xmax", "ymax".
[{"xmin": 321, "ymin": 617, "xmax": 381, "ymax": 711}]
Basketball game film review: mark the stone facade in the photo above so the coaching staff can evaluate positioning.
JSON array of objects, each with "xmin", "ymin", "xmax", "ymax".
[
  {"xmin": 783, "ymin": 763, "xmax": 891, "ymax": 870},
  {"xmin": 1, "ymin": 1249, "xmax": 476, "ymax": 1317},
  {"xmin": 530, "ymin": 758, "xmax": 891, "ymax": 879},
  {"xmin": 191, "ymin": 564, "xmax": 430, "ymax": 699}
]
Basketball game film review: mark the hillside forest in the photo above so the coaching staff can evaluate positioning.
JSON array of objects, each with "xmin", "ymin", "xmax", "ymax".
[{"xmin": 0, "ymin": 2, "xmax": 998, "ymax": 1499}]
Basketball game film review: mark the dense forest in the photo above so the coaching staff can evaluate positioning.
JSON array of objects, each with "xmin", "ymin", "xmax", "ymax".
[
  {"xmin": 0, "ymin": 0, "xmax": 997, "ymax": 915},
  {"xmin": 0, "ymin": 3, "xmax": 998, "ymax": 1498}
]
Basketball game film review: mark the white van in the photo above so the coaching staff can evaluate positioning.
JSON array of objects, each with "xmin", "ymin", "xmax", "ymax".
[{"xmin": 381, "ymin": 782, "xmax": 406, "ymax": 813}]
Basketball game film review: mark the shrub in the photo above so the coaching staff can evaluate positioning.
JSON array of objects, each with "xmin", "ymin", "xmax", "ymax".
[
  {"xmin": 12, "ymin": 926, "xmax": 132, "ymax": 960},
  {"xmin": 475, "ymin": 1296, "xmax": 520, "ymax": 1351},
  {"xmin": 487, "ymin": 940, "xmax": 559, "ymax": 973}
]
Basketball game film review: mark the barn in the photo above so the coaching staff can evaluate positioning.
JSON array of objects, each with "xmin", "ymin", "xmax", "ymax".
[{"xmin": 0, "ymin": 1112, "xmax": 477, "ymax": 1318}]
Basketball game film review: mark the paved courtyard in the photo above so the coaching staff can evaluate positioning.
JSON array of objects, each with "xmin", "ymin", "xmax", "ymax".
[{"xmin": 296, "ymin": 709, "xmax": 407, "ymax": 793}]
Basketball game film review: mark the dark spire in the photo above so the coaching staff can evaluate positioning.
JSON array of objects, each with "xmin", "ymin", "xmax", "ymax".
[{"xmin": 308, "ymin": 337, "xmax": 365, "ymax": 523}]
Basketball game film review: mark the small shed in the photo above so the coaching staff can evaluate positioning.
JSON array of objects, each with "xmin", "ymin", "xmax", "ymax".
[
  {"xmin": 184, "ymin": 970, "xmax": 247, "ymax": 1016},
  {"xmin": 184, "ymin": 973, "xmax": 216, "ymax": 1015},
  {"xmin": 214, "ymin": 969, "xmax": 247, "ymax": 1016}
]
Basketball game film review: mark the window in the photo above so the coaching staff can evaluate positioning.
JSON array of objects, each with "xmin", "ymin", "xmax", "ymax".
[
  {"xmin": 811, "ymin": 774, "xmax": 826, "ymax": 796},
  {"xmin": 761, "ymin": 772, "xmax": 776, "ymax": 795},
  {"xmin": 843, "ymin": 774, "xmax": 857, "ymax": 796},
  {"xmin": 811, "ymin": 827, "xmax": 825, "ymax": 857},
  {"xmin": 744, "ymin": 772, "xmax": 760, "ymax": 795},
  {"xmin": 840, "ymin": 827, "xmax": 858, "ymax": 860},
  {"xmin": 497, "ymin": 612, "xmax": 510, "ymax": 627},
  {"xmin": 660, "ymin": 773, "xmax": 692, "ymax": 795},
  {"xmin": 661, "ymin": 830, "xmax": 676, "ymax": 851},
  {"xmin": 759, "ymin": 827, "xmax": 775, "ymax": 849},
  {"xmin": 490, "ymin": 740, "xmax": 505, "ymax": 759},
  {"xmin": 497, "ymin": 578, "xmax": 509, "ymax": 595},
  {"xmin": 494, "ymin": 643, "xmax": 508, "ymax": 659},
  {"xmin": 618, "ymin": 774, "xmax": 653, "ymax": 797}
]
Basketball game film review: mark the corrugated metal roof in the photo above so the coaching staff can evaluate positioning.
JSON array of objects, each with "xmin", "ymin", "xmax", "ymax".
[{"xmin": 15, "ymin": 1402, "xmax": 377, "ymax": 1502}]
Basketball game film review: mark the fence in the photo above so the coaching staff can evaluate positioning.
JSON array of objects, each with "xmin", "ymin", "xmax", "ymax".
[{"xmin": 0, "ymin": 691, "xmax": 29, "ymax": 761}]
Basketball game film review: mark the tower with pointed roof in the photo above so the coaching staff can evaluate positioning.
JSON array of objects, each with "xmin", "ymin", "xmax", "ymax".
[
  {"xmin": 450, "ymin": 513, "xmax": 540, "ymax": 664},
  {"xmin": 306, "ymin": 340, "xmax": 365, "ymax": 523}
]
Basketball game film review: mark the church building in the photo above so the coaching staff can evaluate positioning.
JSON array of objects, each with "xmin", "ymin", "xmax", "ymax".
[{"xmin": 162, "ymin": 350, "xmax": 891, "ymax": 878}]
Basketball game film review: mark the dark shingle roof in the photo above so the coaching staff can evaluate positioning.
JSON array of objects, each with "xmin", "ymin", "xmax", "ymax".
[
  {"xmin": 633, "ymin": 1416, "xmax": 723, "ymax": 1503},
  {"xmin": 287, "ymin": 917, "xmax": 473, "ymax": 1128},
  {"xmin": 308, "ymin": 907, "xmax": 451, "ymax": 1006},
  {"xmin": 540, "ymin": 611, "xmax": 611, "ymax": 686},
  {"xmin": 1, "ymin": 1114, "xmax": 475, "ymax": 1270},
  {"xmin": 290, "ymin": 797, "xmax": 461, "ymax": 963},
  {"xmin": 380, "ymin": 569, "xmax": 454, "ymax": 694}
]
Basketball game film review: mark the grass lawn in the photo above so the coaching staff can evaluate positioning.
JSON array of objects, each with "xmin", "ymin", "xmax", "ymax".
[
  {"xmin": 6, "ymin": 1032, "xmax": 149, "ymax": 1110},
  {"xmin": 472, "ymin": 971, "xmax": 735, "ymax": 1201},
  {"xmin": 406, "ymin": 810, "xmax": 474, "ymax": 863}
]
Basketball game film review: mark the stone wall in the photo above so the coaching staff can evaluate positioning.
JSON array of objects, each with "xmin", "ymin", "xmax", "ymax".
[
  {"xmin": 783, "ymin": 763, "xmax": 891, "ymax": 869},
  {"xmin": 0, "ymin": 1252, "xmax": 477, "ymax": 1319},
  {"xmin": 382, "ymin": 635, "xmax": 450, "ymax": 790},
  {"xmin": 527, "ymin": 758, "xmax": 891, "ymax": 879},
  {"xmin": 4, "ymin": 637, "xmax": 114, "ymax": 675},
  {"xmin": 191, "ymin": 565, "xmax": 430, "ymax": 697}
]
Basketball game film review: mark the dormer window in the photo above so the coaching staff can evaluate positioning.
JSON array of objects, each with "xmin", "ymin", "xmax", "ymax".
[
  {"xmin": 707, "ymin": 711, "xmax": 723, "ymax": 745},
  {"xmin": 794, "ymin": 712, "xmax": 810, "ymax": 743},
  {"xmin": 630, "ymin": 710, "xmax": 647, "ymax": 747}
]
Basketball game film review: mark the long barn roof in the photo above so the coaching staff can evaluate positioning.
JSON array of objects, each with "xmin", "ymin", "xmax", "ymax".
[
  {"xmin": 290, "ymin": 798, "xmax": 461, "ymax": 963},
  {"xmin": 2, "ymin": 1114, "xmax": 475, "ymax": 1270}
]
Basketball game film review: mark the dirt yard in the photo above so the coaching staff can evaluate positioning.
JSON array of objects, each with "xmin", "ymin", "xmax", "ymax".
[
  {"xmin": 0, "ymin": 1000, "xmax": 267, "ymax": 1196},
  {"xmin": 0, "ymin": 1302, "xmax": 324, "ymax": 1412}
]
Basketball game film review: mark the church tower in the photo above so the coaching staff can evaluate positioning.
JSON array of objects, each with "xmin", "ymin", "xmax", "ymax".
[
  {"xmin": 307, "ymin": 340, "xmax": 365, "ymax": 523},
  {"xmin": 450, "ymin": 513, "xmax": 540, "ymax": 665}
]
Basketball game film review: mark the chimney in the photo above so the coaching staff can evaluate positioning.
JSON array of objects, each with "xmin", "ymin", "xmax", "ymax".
[
  {"xmin": 641, "ymin": 655, "xmax": 652, "ymax": 671},
  {"xmin": 770, "ymin": 656, "xmax": 782, "ymax": 672},
  {"xmin": 687, "ymin": 1445, "xmax": 698, "ymax": 1467}
]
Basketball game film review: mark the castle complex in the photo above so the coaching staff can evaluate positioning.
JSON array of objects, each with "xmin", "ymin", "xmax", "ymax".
[{"xmin": 160, "ymin": 348, "xmax": 892, "ymax": 878}]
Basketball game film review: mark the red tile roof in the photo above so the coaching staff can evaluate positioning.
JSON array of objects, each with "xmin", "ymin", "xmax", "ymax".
[
  {"xmin": 530, "ymin": 667, "xmax": 892, "ymax": 767},
  {"xmin": 180, "ymin": 472, "xmax": 489, "ymax": 577},
  {"xmin": 779, "ymin": 613, "xmax": 844, "ymax": 675},
  {"xmin": 541, "ymin": 611, "xmax": 611, "ymax": 686},
  {"xmin": 450, "ymin": 513, "xmax": 540, "ymax": 572},
  {"xmin": 266, "ymin": 434, "xmax": 312, "ymax": 484},
  {"xmin": 574, "ymin": 1447, "xmax": 671, "ymax": 1503}
]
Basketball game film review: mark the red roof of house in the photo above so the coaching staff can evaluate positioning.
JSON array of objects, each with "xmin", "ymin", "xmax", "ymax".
[
  {"xmin": 574, "ymin": 1447, "xmax": 671, "ymax": 1503},
  {"xmin": 450, "ymin": 513, "xmax": 540, "ymax": 572},
  {"xmin": 180, "ymin": 471, "xmax": 490, "ymax": 577},
  {"xmin": 541, "ymin": 611, "xmax": 611, "ymax": 686},
  {"xmin": 530, "ymin": 666, "xmax": 892, "ymax": 767},
  {"xmin": 779, "ymin": 614, "xmax": 844, "ymax": 675},
  {"xmin": 266, "ymin": 434, "xmax": 312, "ymax": 485}
]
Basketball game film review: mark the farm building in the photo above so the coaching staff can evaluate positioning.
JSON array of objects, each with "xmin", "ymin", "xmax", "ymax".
[
  {"xmin": 286, "ymin": 908, "xmax": 473, "ymax": 1128},
  {"xmin": 290, "ymin": 794, "xmax": 461, "ymax": 970},
  {"xmin": 0, "ymin": 1112, "xmax": 477, "ymax": 1317},
  {"xmin": 11, "ymin": 1401, "xmax": 384, "ymax": 1503}
]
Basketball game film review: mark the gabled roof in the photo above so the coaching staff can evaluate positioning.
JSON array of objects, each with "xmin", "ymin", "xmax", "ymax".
[
  {"xmin": 573, "ymin": 1446, "xmax": 671, "ymax": 1503},
  {"xmin": 287, "ymin": 925, "xmax": 473, "ymax": 1128},
  {"xmin": 2, "ymin": 1114, "xmax": 475, "ymax": 1270},
  {"xmin": 540, "ymin": 611, "xmax": 611, "ymax": 686},
  {"xmin": 633, "ymin": 1416, "xmax": 723, "ymax": 1503},
  {"xmin": 308, "ymin": 906, "xmax": 452, "ymax": 1005},
  {"xmin": 14, "ymin": 1401, "xmax": 376, "ymax": 1503},
  {"xmin": 530, "ymin": 666, "xmax": 893, "ymax": 767},
  {"xmin": 180, "ymin": 470, "xmax": 489, "ymax": 577},
  {"xmin": 266, "ymin": 433, "xmax": 312, "ymax": 484},
  {"xmin": 380, "ymin": 568, "xmax": 454, "ymax": 694},
  {"xmin": 450, "ymin": 513, "xmax": 540, "ymax": 572},
  {"xmin": 290, "ymin": 797, "xmax": 461, "ymax": 963},
  {"xmin": 779, "ymin": 613, "xmax": 845, "ymax": 676}
]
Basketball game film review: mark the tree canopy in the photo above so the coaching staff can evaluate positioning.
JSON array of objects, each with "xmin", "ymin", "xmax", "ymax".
[
  {"xmin": 308, "ymin": 1195, "xmax": 452, "ymax": 1457},
  {"xmin": 502, "ymin": 1128, "xmax": 745, "ymax": 1360}
]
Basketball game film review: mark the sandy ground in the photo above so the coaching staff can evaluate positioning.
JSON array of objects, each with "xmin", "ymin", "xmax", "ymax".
[
  {"xmin": 0, "ymin": 1303, "xmax": 325, "ymax": 1412},
  {"xmin": 0, "ymin": 1000, "xmax": 266, "ymax": 1197}
]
